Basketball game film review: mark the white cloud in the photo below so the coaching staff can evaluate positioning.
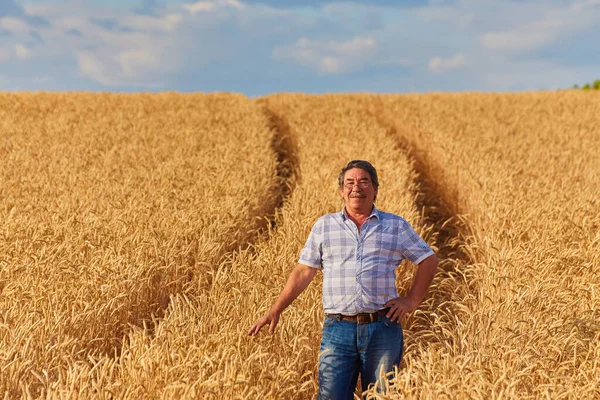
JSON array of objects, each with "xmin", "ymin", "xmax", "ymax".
[
  {"xmin": 76, "ymin": 52, "xmax": 118, "ymax": 86},
  {"xmin": 51, "ymin": 12, "xmax": 182, "ymax": 37},
  {"xmin": 15, "ymin": 3, "xmax": 189, "ymax": 87},
  {"xmin": 117, "ymin": 48, "xmax": 165, "ymax": 78},
  {"xmin": 0, "ymin": 44, "xmax": 31, "ymax": 61},
  {"xmin": 320, "ymin": 56, "xmax": 341, "ymax": 74},
  {"xmin": 481, "ymin": 30, "xmax": 550, "ymax": 52},
  {"xmin": 184, "ymin": 1, "xmax": 216, "ymax": 13},
  {"xmin": 418, "ymin": 7, "xmax": 474, "ymax": 28},
  {"xmin": 224, "ymin": 0, "xmax": 246, "ymax": 10},
  {"xmin": 0, "ymin": 17, "xmax": 29, "ymax": 33},
  {"xmin": 75, "ymin": 40, "xmax": 176, "ymax": 87},
  {"xmin": 428, "ymin": 53, "xmax": 467, "ymax": 72},
  {"xmin": 160, "ymin": 14, "xmax": 183, "ymax": 31},
  {"xmin": 571, "ymin": 0, "xmax": 600, "ymax": 11},
  {"xmin": 184, "ymin": 0, "xmax": 246, "ymax": 14},
  {"xmin": 273, "ymin": 36, "xmax": 378, "ymax": 75},
  {"xmin": 15, "ymin": 44, "xmax": 31, "ymax": 59},
  {"xmin": 22, "ymin": 3, "xmax": 53, "ymax": 15},
  {"xmin": 480, "ymin": 18, "xmax": 565, "ymax": 52},
  {"xmin": 480, "ymin": 2, "xmax": 600, "ymax": 53}
]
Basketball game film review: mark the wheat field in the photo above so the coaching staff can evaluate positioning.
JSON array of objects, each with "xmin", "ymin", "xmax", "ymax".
[{"xmin": 0, "ymin": 91, "xmax": 598, "ymax": 399}]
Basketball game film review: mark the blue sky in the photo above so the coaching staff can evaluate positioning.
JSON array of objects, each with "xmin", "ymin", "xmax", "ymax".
[{"xmin": 0, "ymin": 0, "xmax": 598, "ymax": 95}]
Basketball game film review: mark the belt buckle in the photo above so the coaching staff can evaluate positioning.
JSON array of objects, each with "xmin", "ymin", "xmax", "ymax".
[{"xmin": 356, "ymin": 313, "xmax": 373, "ymax": 324}]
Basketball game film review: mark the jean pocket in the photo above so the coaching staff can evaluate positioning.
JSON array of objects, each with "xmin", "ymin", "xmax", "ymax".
[
  {"xmin": 382, "ymin": 316, "xmax": 401, "ymax": 328},
  {"xmin": 323, "ymin": 316, "xmax": 339, "ymax": 328}
]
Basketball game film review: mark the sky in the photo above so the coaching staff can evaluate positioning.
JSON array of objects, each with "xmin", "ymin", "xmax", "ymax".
[{"xmin": 0, "ymin": 0, "xmax": 598, "ymax": 95}]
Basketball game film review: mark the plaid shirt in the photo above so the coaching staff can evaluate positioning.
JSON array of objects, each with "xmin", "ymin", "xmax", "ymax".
[{"xmin": 299, "ymin": 206, "xmax": 434, "ymax": 315}]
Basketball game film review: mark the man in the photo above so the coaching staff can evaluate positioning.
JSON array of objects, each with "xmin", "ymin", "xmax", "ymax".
[{"xmin": 248, "ymin": 160, "xmax": 438, "ymax": 399}]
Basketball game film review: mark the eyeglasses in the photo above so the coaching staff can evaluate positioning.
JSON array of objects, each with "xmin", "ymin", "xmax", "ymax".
[{"xmin": 343, "ymin": 181, "xmax": 372, "ymax": 190}]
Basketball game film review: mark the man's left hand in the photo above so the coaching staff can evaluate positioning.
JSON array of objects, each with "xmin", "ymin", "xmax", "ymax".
[{"xmin": 384, "ymin": 296, "xmax": 420, "ymax": 323}]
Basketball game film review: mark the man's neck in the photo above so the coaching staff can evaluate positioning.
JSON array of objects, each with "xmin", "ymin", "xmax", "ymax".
[{"xmin": 344, "ymin": 205, "xmax": 374, "ymax": 231}]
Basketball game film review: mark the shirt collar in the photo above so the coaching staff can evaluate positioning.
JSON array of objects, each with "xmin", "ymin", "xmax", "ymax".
[{"xmin": 341, "ymin": 205, "xmax": 380, "ymax": 221}]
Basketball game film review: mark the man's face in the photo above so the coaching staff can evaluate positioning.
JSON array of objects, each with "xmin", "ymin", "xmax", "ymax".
[{"xmin": 340, "ymin": 168, "xmax": 377, "ymax": 210}]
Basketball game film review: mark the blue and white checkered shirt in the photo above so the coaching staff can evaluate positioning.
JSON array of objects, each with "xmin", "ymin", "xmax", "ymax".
[{"xmin": 298, "ymin": 206, "xmax": 434, "ymax": 315}]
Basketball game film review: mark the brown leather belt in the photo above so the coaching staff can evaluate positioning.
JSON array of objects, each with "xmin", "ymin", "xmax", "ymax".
[{"xmin": 326, "ymin": 308, "xmax": 390, "ymax": 325}]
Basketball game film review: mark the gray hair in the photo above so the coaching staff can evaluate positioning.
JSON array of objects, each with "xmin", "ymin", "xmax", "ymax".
[{"xmin": 338, "ymin": 160, "xmax": 379, "ymax": 201}]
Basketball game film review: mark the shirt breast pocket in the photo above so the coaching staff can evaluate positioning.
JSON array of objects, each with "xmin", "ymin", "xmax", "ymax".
[
  {"xmin": 379, "ymin": 230, "xmax": 398, "ymax": 250},
  {"xmin": 375, "ymin": 229, "xmax": 403, "ymax": 262},
  {"xmin": 323, "ymin": 243, "xmax": 353, "ymax": 263}
]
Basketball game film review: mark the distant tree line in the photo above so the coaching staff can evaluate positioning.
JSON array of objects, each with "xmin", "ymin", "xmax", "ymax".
[{"xmin": 573, "ymin": 80, "xmax": 600, "ymax": 90}]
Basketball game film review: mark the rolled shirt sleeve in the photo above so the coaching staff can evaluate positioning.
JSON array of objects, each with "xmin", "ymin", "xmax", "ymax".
[
  {"xmin": 399, "ymin": 218, "xmax": 434, "ymax": 265},
  {"xmin": 298, "ymin": 218, "xmax": 323, "ymax": 269}
]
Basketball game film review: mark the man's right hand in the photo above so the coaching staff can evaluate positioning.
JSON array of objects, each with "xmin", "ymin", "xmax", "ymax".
[
  {"xmin": 247, "ymin": 263, "xmax": 317, "ymax": 336},
  {"xmin": 247, "ymin": 308, "xmax": 280, "ymax": 336}
]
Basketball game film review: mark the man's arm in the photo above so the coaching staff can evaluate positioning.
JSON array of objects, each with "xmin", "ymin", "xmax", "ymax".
[
  {"xmin": 385, "ymin": 254, "xmax": 438, "ymax": 323},
  {"xmin": 247, "ymin": 263, "xmax": 318, "ymax": 336}
]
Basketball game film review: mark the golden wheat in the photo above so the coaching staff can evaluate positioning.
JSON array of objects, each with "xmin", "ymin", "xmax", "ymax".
[
  {"xmin": 0, "ymin": 92, "xmax": 279, "ymax": 396},
  {"xmin": 367, "ymin": 91, "xmax": 600, "ymax": 399},
  {"xmin": 1, "ymin": 91, "xmax": 598, "ymax": 399},
  {"xmin": 33, "ymin": 94, "xmax": 424, "ymax": 398}
]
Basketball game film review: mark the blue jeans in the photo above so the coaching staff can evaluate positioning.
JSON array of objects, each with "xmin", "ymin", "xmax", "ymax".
[{"xmin": 318, "ymin": 315, "xmax": 404, "ymax": 400}]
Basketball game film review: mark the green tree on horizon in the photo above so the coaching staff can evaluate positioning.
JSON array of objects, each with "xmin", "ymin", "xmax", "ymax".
[{"xmin": 573, "ymin": 79, "xmax": 600, "ymax": 90}]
